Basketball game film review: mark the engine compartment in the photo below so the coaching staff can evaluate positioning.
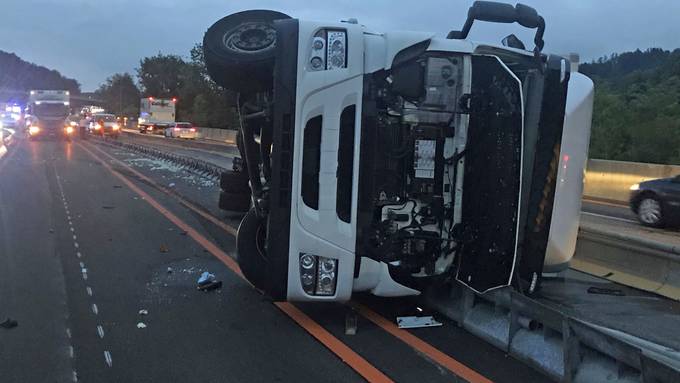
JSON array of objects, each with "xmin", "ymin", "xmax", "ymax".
[{"xmin": 357, "ymin": 52, "xmax": 526, "ymax": 292}]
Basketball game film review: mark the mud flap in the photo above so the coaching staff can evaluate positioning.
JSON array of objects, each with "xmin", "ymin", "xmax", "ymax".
[{"xmin": 456, "ymin": 55, "xmax": 523, "ymax": 293}]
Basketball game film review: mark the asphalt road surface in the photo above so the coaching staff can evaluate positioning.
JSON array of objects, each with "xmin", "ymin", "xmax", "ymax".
[{"xmin": 0, "ymin": 135, "xmax": 549, "ymax": 383}]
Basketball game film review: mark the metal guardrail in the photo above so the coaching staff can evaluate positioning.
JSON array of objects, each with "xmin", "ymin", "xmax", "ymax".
[
  {"xmin": 425, "ymin": 285, "xmax": 680, "ymax": 382},
  {"xmin": 573, "ymin": 224, "xmax": 680, "ymax": 301},
  {"xmin": 95, "ymin": 137, "xmax": 228, "ymax": 180}
]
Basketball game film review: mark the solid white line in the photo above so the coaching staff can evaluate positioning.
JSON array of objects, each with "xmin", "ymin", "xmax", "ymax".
[
  {"xmin": 97, "ymin": 325, "xmax": 105, "ymax": 338},
  {"xmin": 91, "ymin": 304, "xmax": 98, "ymax": 315},
  {"xmin": 582, "ymin": 211, "xmax": 637, "ymax": 224},
  {"xmin": 104, "ymin": 351, "xmax": 113, "ymax": 367},
  {"xmin": 86, "ymin": 286, "xmax": 93, "ymax": 296}
]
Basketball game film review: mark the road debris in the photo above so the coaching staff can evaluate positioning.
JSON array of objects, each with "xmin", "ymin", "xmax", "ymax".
[
  {"xmin": 102, "ymin": 205, "xmax": 116, "ymax": 209},
  {"xmin": 159, "ymin": 244, "xmax": 169, "ymax": 253},
  {"xmin": 0, "ymin": 318, "xmax": 18, "ymax": 329},
  {"xmin": 197, "ymin": 271, "xmax": 222, "ymax": 291},
  {"xmin": 49, "ymin": 228, "xmax": 54, "ymax": 233},
  {"xmin": 139, "ymin": 309, "xmax": 148, "ymax": 316},
  {"xmin": 396, "ymin": 316, "xmax": 443, "ymax": 329},
  {"xmin": 137, "ymin": 322, "xmax": 147, "ymax": 329},
  {"xmin": 587, "ymin": 286, "xmax": 625, "ymax": 296},
  {"xmin": 168, "ymin": 182, "xmax": 176, "ymax": 188}
]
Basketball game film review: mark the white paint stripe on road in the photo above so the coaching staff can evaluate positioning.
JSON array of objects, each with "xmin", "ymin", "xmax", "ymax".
[
  {"xmin": 86, "ymin": 286, "xmax": 93, "ymax": 296},
  {"xmin": 82, "ymin": 272, "xmax": 87, "ymax": 281},
  {"xmin": 70, "ymin": 227, "xmax": 74, "ymax": 232},
  {"xmin": 104, "ymin": 351, "xmax": 113, "ymax": 367},
  {"xmin": 79, "ymin": 262, "xmax": 85, "ymax": 268},
  {"xmin": 68, "ymin": 346, "xmax": 74, "ymax": 358},
  {"xmin": 76, "ymin": 251, "xmax": 81, "ymax": 258},
  {"xmin": 74, "ymin": 242, "xmax": 79, "ymax": 249},
  {"xmin": 72, "ymin": 370, "xmax": 78, "ymax": 382},
  {"xmin": 66, "ymin": 328, "xmax": 71, "ymax": 339},
  {"xmin": 72, "ymin": 234, "xmax": 77, "ymax": 240},
  {"xmin": 91, "ymin": 304, "xmax": 98, "ymax": 315},
  {"xmin": 97, "ymin": 325, "xmax": 105, "ymax": 338},
  {"xmin": 582, "ymin": 211, "xmax": 637, "ymax": 224}
]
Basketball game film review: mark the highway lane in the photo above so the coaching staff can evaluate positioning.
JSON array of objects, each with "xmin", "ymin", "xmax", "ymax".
[{"xmin": 0, "ymin": 136, "xmax": 548, "ymax": 383}]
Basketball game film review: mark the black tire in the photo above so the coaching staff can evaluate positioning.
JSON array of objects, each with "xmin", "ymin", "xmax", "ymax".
[
  {"xmin": 237, "ymin": 208, "xmax": 268, "ymax": 290},
  {"xmin": 218, "ymin": 190, "xmax": 251, "ymax": 212},
  {"xmin": 636, "ymin": 195, "xmax": 665, "ymax": 228},
  {"xmin": 220, "ymin": 170, "xmax": 250, "ymax": 193},
  {"xmin": 203, "ymin": 10, "xmax": 290, "ymax": 93}
]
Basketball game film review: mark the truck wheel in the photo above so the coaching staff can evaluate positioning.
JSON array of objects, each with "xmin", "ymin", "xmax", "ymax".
[
  {"xmin": 237, "ymin": 208, "xmax": 268, "ymax": 290},
  {"xmin": 218, "ymin": 190, "xmax": 251, "ymax": 212},
  {"xmin": 220, "ymin": 170, "xmax": 250, "ymax": 193},
  {"xmin": 203, "ymin": 10, "xmax": 290, "ymax": 93}
]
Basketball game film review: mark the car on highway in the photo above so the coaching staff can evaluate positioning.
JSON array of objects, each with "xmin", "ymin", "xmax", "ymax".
[
  {"xmin": 88, "ymin": 113, "xmax": 121, "ymax": 138},
  {"xmin": 630, "ymin": 175, "xmax": 680, "ymax": 227},
  {"xmin": 164, "ymin": 122, "xmax": 197, "ymax": 139}
]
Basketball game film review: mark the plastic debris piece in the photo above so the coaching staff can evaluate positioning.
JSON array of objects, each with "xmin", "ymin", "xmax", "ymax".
[
  {"xmin": 396, "ymin": 316, "xmax": 443, "ymax": 329},
  {"xmin": 160, "ymin": 245, "xmax": 169, "ymax": 253},
  {"xmin": 168, "ymin": 183, "xmax": 176, "ymax": 188},
  {"xmin": 49, "ymin": 229, "xmax": 54, "ymax": 233},
  {"xmin": 197, "ymin": 272, "xmax": 216, "ymax": 286},
  {"xmin": 137, "ymin": 322, "xmax": 147, "ymax": 329},
  {"xmin": 139, "ymin": 309, "xmax": 148, "ymax": 316},
  {"xmin": 167, "ymin": 267, "xmax": 173, "ymax": 274},
  {"xmin": 198, "ymin": 280, "xmax": 223, "ymax": 292},
  {"xmin": 0, "ymin": 318, "xmax": 18, "ymax": 329}
]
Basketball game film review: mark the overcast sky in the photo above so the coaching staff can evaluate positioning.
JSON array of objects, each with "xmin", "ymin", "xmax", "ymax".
[{"xmin": 1, "ymin": 0, "xmax": 679, "ymax": 91}]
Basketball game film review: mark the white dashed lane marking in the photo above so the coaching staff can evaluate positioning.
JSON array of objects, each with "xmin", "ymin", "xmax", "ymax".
[
  {"xmin": 86, "ymin": 286, "xmax": 93, "ymax": 296},
  {"xmin": 104, "ymin": 351, "xmax": 113, "ymax": 367},
  {"xmin": 91, "ymin": 304, "xmax": 98, "ymax": 315},
  {"xmin": 97, "ymin": 325, "xmax": 105, "ymax": 339}
]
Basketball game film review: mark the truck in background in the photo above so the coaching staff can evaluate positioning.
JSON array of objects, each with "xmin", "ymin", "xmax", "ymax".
[
  {"xmin": 138, "ymin": 97, "xmax": 176, "ymax": 134},
  {"xmin": 25, "ymin": 90, "xmax": 74, "ymax": 140}
]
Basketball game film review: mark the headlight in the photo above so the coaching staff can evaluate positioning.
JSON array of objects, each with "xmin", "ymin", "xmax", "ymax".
[
  {"xmin": 630, "ymin": 183, "xmax": 640, "ymax": 191},
  {"xmin": 69, "ymin": 121, "xmax": 77, "ymax": 127},
  {"xmin": 29, "ymin": 126, "xmax": 40, "ymax": 134},
  {"xmin": 298, "ymin": 253, "xmax": 337, "ymax": 296},
  {"xmin": 94, "ymin": 124, "xmax": 102, "ymax": 130},
  {"xmin": 308, "ymin": 29, "xmax": 347, "ymax": 72},
  {"xmin": 112, "ymin": 124, "xmax": 120, "ymax": 130},
  {"xmin": 65, "ymin": 126, "xmax": 74, "ymax": 134}
]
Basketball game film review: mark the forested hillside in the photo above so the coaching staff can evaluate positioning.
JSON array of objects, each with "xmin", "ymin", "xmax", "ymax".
[
  {"xmin": 580, "ymin": 48, "xmax": 680, "ymax": 164},
  {"xmin": 0, "ymin": 51, "xmax": 80, "ymax": 99}
]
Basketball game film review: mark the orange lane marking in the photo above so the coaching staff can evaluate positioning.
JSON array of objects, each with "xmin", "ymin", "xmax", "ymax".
[
  {"xmin": 351, "ymin": 303, "xmax": 493, "ymax": 383},
  {"xmin": 78, "ymin": 141, "xmax": 393, "ymax": 383}
]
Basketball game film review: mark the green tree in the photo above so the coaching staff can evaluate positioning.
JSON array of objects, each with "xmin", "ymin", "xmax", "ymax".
[{"xmin": 95, "ymin": 73, "xmax": 140, "ymax": 117}]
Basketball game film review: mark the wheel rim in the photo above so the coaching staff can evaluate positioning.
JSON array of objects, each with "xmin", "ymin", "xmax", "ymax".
[
  {"xmin": 224, "ymin": 22, "xmax": 277, "ymax": 53},
  {"xmin": 639, "ymin": 198, "xmax": 661, "ymax": 224}
]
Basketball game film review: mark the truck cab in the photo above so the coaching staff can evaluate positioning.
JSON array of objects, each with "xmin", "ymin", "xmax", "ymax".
[
  {"xmin": 204, "ymin": 2, "xmax": 594, "ymax": 302},
  {"xmin": 26, "ymin": 90, "xmax": 74, "ymax": 140}
]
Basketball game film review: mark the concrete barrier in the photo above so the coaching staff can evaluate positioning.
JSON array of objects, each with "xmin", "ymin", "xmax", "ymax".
[
  {"xmin": 196, "ymin": 127, "xmax": 237, "ymax": 145},
  {"xmin": 584, "ymin": 159, "xmax": 680, "ymax": 203}
]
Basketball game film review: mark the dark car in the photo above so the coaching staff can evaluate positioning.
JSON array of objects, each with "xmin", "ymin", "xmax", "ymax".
[{"xmin": 629, "ymin": 175, "xmax": 680, "ymax": 227}]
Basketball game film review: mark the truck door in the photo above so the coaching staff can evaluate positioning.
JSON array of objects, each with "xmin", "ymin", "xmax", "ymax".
[{"xmin": 455, "ymin": 55, "xmax": 524, "ymax": 293}]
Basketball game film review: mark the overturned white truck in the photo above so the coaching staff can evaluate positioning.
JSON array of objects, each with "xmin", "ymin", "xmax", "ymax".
[{"xmin": 205, "ymin": 2, "xmax": 594, "ymax": 302}]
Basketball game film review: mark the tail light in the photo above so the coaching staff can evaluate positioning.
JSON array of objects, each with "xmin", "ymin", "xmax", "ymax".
[
  {"xmin": 189, "ymin": 128, "xmax": 196, "ymax": 132},
  {"xmin": 173, "ymin": 127, "xmax": 180, "ymax": 131}
]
